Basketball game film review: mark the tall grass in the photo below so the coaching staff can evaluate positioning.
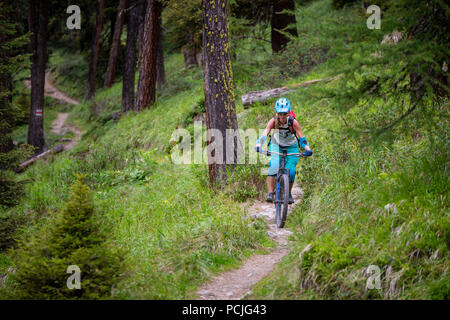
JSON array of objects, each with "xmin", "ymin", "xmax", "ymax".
[{"xmin": 244, "ymin": 0, "xmax": 449, "ymax": 300}]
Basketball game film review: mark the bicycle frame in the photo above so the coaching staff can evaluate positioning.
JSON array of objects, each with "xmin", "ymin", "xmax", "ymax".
[
  {"xmin": 259, "ymin": 148, "xmax": 305, "ymax": 227},
  {"xmin": 259, "ymin": 148, "xmax": 305, "ymax": 199}
]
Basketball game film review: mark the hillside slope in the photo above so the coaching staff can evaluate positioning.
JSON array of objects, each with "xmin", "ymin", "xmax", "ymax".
[{"xmin": 1, "ymin": 0, "xmax": 448, "ymax": 300}]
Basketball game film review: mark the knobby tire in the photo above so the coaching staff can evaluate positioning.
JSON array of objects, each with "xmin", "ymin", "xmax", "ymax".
[{"xmin": 276, "ymin": 174, "xmax": 289, "ymax": 228}]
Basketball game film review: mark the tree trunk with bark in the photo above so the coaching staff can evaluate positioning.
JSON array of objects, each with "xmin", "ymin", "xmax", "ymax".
[
  {"xmin": 28, "ymin": 0, "xmax": 48, "ymax": 154},
  {"xmin": 138, "ymin": 0, "xmax": 147, "ymax": 67},
  {"xmin": 104, "ymin": 0, "xmax": 127, "ymax": 88},
  {"xmin": 85, "ymin": 0, "xmax": 104, "ymax": 101},
  {"xmin": 202, "ymin": 0, "xmax": 240, "ymax": 186},
  {"xmin": 156, "ymin": 23, "xmax": 166, "ymax": 91},
  {"xmin": 271, "ymin": 0, "xmax": 297, "ymax": 53},
  {"xmin": 135, "ymin": 0, "xmax": 161, "ymax": 111},
  {"xmin": 121, "ymin": 0, "xmax": 141, "ymax": 112}
]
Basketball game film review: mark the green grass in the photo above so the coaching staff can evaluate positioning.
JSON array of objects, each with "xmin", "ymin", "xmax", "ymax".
[{"xmin": 242, "ymin": 0, "xmax": 449, "ymax": 300}]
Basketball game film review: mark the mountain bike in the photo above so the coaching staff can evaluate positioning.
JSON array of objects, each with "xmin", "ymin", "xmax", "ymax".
[{"xmin": 259, "ymin": 149, "xmax": 304, "ymax": 228}]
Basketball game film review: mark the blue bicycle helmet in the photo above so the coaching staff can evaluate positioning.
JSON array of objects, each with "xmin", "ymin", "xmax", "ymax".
[{"xmin": 274, "ymin": 98, "xmax": 291, "ymax": 113}]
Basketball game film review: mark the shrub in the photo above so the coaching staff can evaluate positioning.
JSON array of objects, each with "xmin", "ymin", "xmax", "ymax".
[
  {"xmin": 0, "ymin": 209, "xmax": 28, "ymax": 251},
  {"xmin": 3, "ymin": 175, "xmax": 124, "ymax": 299},
  {"xmin": 12, "ymin": 93, "xmax": 30, "ymax": 126},
  {"xmin": 0, "ymin": 106, "xmax": 34, "ymax": 209}
]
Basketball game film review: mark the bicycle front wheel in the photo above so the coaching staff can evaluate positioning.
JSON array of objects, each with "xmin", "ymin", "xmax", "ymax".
[{"xmin": 275, "ymin": 174, "xmax": 289, "ymax": 228}]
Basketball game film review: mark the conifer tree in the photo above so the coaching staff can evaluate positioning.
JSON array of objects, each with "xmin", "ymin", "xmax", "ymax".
[
  {"xmin": 5, "ymin": 175, "xmax": 124, "ymax": 299},
  {"xmin": 0, "ymin": 2, "xmax": 32, "ymax": 208}
]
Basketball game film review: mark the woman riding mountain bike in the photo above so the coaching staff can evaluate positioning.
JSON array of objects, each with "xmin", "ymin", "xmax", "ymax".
[{"xmin": 255, "ymin": 98, "xmax": 313, "ymax": 204}]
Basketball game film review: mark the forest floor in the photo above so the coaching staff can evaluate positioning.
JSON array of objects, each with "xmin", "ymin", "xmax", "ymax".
[
  {"xmin": 196, "ymin": 183, "xmax": 303, "ymax": 300},
  {"xmin": 24, "ymin": 72, "xmax": 82, "ymax": 151}
]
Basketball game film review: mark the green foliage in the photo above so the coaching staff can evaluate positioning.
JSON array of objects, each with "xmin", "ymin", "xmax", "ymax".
[
  {"xmin": 2, "ymin": 175, "xmax": 124, "ymax": 299},
  {"xmin": 428, "ymin": 275, "xmax": 450, "ymax": 300},
  {"xmin": 163, "ymin": 0, "xmax": 203, "ymax": 53},
  {"xmin": 11, "ymin": 93, "xmax": 31, "ymax": 126},
  {"xmin": 0, "ymin": 209, "xmax": 28, "ymax": 251},
  {"xmin": 0, "ymin": 1, "xmax": 33, "ymax": 213},
  {"xmin": 181, "ymin": 97, "xmax": 205, "ymax": 127},
  {"xmin": 321, "ymin": 0, "xmax": 449, "ymax": 137}
]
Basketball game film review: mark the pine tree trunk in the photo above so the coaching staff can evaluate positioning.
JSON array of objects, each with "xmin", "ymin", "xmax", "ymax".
[
  {"xmin": 135, "ymin": 0, "xmax": 161, "ymax": 111},
  {"xmin": 202, "ymin": 0, "xmax": 240, "ymax": 185},
  {"xmin": 28, "ymin": 0, "xmax": 48, "ymax": 154},
  {"xmin": 271, "ymin": 0, "xmax": 297, "ymax": 52},
  {"xmin": 85, "ymin": 0, "xmax": 104, "ymax": 101},
  {"xmin": 121, "ymin": 0, "xmax": 140, "ymax": 112},
  {"xmin": 156, "ymin": 21, "xmax": 166, "ymax": 91},
  {"xmin": 104, "ymin": 0, "xmax": 127, "ymax": 88},
  {"xmin": 138, "ymin": 0, "xmax": 147, "ymax": 68}
]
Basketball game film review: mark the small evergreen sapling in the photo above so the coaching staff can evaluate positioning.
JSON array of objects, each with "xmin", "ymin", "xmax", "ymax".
[{"xmin": 4, "ymin": 175, "xmax": 124, "ymax": 299}]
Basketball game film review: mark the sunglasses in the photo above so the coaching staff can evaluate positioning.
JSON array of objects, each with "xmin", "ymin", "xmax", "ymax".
[{"xmin": 277, "ymin": 113, "xmax": 288, "ymax": 116}]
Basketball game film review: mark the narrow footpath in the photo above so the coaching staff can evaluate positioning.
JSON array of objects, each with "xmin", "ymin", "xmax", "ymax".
[
  {"xmin": 196, "ymin": 183, "xmax": 303, "ymax": 300},
  {"xmin": 24, "ymin": 71, "xmax": 82, "ymax": 151}
]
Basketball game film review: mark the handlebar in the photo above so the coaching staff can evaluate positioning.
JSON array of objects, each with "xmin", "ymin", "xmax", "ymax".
[{"xmin": 258, "ymin": 149, "xmax": 305, "ymax": 157}]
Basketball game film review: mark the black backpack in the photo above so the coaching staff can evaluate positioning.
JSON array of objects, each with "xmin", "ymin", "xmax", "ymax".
[{"xmin": 267, "ymin": 115, "xmax": 301, "ymax": 149}]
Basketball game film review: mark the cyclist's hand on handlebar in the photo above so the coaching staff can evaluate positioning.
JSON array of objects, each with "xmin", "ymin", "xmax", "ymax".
[
  {"xmin": 302, "ymin": 150, "xmax": 313, "ymax": 157},
  {"xmin": 255, "ymin": 143, "xmax": 262, "ymax": 153}
]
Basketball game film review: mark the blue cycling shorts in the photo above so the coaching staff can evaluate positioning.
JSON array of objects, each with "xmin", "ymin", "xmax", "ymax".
[{"xmin": 267, "ymin": 143, "xmax": 299, "ymax": 182}]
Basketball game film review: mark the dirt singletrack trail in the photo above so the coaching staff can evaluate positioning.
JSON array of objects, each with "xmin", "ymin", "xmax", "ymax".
[
  {"xmin": 25, "ymin": 72, "xmax": 80, "ymax": 106},
  {"xmin": 196, "ymin": 183, "xmax": 303, "ymax": 300},
  {"xmin": 24, "ymin": 71, "xmax": 82, "ymax": 151}
]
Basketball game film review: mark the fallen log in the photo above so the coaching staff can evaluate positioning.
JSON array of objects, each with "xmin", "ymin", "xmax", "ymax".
[
  {"xmin": 241, "ymin": 76, "xmax": 336, "ymax": 107},
  {"xmin": 18, "ymin": 144, "xmax": 65, "ymax": 170}
]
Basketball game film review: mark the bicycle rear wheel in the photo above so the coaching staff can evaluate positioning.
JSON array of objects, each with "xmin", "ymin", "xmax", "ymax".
[{"xmin": 275, "ymin": 174, "xmax": 289, "ymax": 228}]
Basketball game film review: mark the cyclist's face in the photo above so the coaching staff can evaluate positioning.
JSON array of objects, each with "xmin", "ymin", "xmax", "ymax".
[{"xmin": 278, "ymin": 113, "xmax": 288, "ymax": 123}]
